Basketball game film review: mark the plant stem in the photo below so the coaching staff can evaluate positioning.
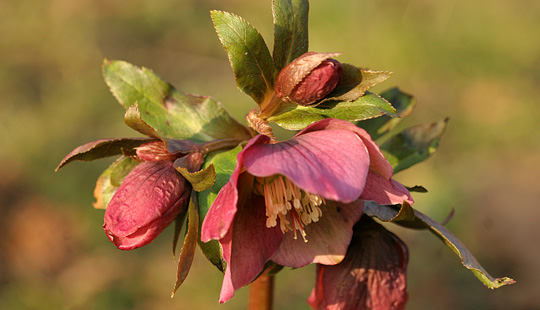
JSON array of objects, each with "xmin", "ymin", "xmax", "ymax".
[{"xmin": 248, "ymin": 273, "xmax": 274, "ymax": 310}]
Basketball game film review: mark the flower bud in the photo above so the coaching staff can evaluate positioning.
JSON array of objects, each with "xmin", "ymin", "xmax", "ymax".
[
  {"xmin": 275, "ymin": 52, "xmax": 343, "ymax": 106},
  {"xmin": 135, "ymin": 141, "xmax": 178, "ymax": 162},
  {"xmin": 103, "ymin": 161, "xmax": 191, "ymax": 250}
]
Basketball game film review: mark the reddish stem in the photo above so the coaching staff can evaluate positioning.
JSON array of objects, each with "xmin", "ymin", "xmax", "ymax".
[{"xmin": 248, "ymin": 273, "xmax": 274, "ymax": 310}]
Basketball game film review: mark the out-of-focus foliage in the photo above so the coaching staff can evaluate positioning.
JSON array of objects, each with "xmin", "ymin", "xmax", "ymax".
[{"xmin": 1, "ymin": 0, "xmax": 538, "ymax": 309}]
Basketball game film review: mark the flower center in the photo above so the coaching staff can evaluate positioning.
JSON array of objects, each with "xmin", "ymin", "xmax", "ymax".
[{"xmin": 256, "ymin": 175, "xmax": 326, "ymax": 242}]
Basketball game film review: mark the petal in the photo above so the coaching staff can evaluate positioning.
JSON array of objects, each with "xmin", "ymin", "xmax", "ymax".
[
  {"xmin": 271, "ymin": 200, "xmax": 364, "ymax": 268},
  {"xmin": 360, "ymin": 172, "xmax": 414, "ymax": 205},
  {"xmin": 218, "ymin": 176, "xmax": 284, "ymax": 303},
  {"xmin": 103, "ymin": 161, "xmax": 190, "ymax": 247},
  {"xmin": 299, "ymin": 118, "xmax": 394, "ymax": 179},
  {"xmin": 308, "ymin": 216, "xmax": 409, "ymax": 310},
  {"xmin": 243, "ymin": 129, "xmax": 369, "ymax": 203},
  {"xmin": 201, "ymin": 135, "xmax": 269, "ymax": 242},
  {"xmin": 200, "ymin": 181, "xmax": 238, "ymax": 242}
]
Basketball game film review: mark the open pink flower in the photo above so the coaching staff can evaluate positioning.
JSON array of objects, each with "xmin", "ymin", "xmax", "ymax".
[
  {"xmin": 200, "ymin": 118, "xmax": 413, "ymax": 303},
  {"xmin": 308, "ymin": 216, "xmax": 409, "ymax": 310}
]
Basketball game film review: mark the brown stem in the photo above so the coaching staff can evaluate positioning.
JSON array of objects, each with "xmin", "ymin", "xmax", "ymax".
[
  {"xmin": 248, "ymin": 273, "xmax": 274, "ymax": 310},
  {"xmin": 199, "ymin": 138, "xmax": 243, "ymax": 155}
]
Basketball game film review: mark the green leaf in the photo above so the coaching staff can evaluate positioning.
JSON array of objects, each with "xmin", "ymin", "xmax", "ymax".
[
  {"xmin": 211, "ymin": 10, "xmax": 276, "ymax": 104},
  {"xmin": 272, "ymin": 0, "xmax": 309, "ymax": 71},
  {"xmin": 109, "ymin": 156, "xmax": 139, "ymax": 187},
  {"xmin": 196, "ymin": 145, "xmax": 243, "ymax": 272},
  {"xmin": 380, "ymin": 118, "xmax": 449, "ymax": 174},
  {"xmin": 365, "ymin": 202, "xmax": 516, "ymax": 289},
  {"xmin": 414, "ymin": 210, "xmax": 516, "ymax": 289},
  {"xmin": 358, "ymin": 87, "xmax": 416, "ymax": 140},
  {"xmin": 363, "ymin": 201, "xmax": 416, "ymax": 223},
  {"xmin": 175, "ymin": 163, "xmax": 216, "ymax": 192},
  {"xmin": 320, "ymin": 65, "xmax": 393, "ymax": 104},
  {"xmin": 268, "ymin": 92, "xmax": 397, "ymax": 130},
  {"xmin": 124, "ymin": 103, "xmax": 161, "ymax": 139},
  {"xmin": 171, "ymin": 191, "xmax": 199, "ymax": 297},
  {"xmin": 56, "ymin": 137, "xmax": 152, "ymax": 171},
  {"xmin": 93, "ymin": 157, "xmax": 140, "ymax": 210},
  {"xmin": 103, "ymin": 60, "xmax": 251, "ymax": 143},
  {"xmin": 406, "ymin": 185, "xmax": 428, "ymax": 193}
]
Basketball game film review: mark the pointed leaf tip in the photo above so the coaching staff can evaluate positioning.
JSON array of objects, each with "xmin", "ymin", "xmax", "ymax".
[{"xmin": 211, "ymin": 10, "xmax": 275, "ymax": 104}]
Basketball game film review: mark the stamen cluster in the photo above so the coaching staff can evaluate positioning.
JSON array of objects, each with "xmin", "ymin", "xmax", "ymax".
[{"xmin": 257, "ymin": 176, "xmax": 326, "ymax": 242}]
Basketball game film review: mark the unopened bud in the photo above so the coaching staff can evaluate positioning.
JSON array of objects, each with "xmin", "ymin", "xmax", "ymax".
[
  {"xmin": 103, "ymin": 161, "xmax": 191, "ymax": 250},
  {"xmin": 136, "ymin": 141, "xmax": 177, "ymax": 162},
  {"xmin": 275, "ymin": 52, "xmax": 343, "ymax": 106}
]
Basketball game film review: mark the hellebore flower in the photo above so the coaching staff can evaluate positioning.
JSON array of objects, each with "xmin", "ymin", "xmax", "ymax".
[
  {"xmin": 308, "ymin": 216, "xmax": 409, "ymax": 310},
  {"xmin": 201, "ymin": 118, "xmax": 413, "ymax": 303},
  {"xmin": 275, "ymin": 52, "xmax": 343, "ymax": 106},
  {"xmin": 103, "ymin": 141, "xmax": 192, "ymax": 250}
]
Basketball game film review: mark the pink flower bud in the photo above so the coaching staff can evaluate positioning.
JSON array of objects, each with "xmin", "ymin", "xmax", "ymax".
[
  {"xmin": 103, "ymin": 161, "xmax": 191, "ymax": 250},
  {"xmin": 275, "ymin": 52, "xmax": 343, "ymax": 106},
  {"xmin": 135, "ymin": 141, "xmax": 178, "ymax": 162}
]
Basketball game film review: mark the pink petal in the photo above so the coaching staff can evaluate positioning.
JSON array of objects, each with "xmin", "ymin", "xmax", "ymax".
[
  {"xmin": 299, "ymin": 118, "xmax": 394, "ymax": 179},
  {"xmin": 271, "ymin": 200, "xmax": 364, "ymax": 268},
  {"xmin": 218, "ymin": 176, "xmax": 284, "ymax": 303},
  {"xmin": 243, "ymin": 129, "xmax": 369, "ymax": 203},
  {"xmin": 308, "ymin": 217, "xmax": 409, "ymax": 310},
  {"xmin": 360, "ymin": 172, "xmax": 414, "ymax": 205},
  {"xmin": 201, "ymin": 135, "xmax": 268, "ymax": 242},
  {"xmin": 103, "ymin": 161, "xmax": 190, "ymax": 249}
]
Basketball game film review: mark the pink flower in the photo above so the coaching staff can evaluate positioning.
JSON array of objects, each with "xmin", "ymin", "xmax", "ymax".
[
  {"xmin": 200, "ymin": 118, "xmax": 413, "ymax": 303},
  {"xmin": 308, "ymin": 216, "xmax": 409, "ymax": 310},
  {"xmin": 103, "ymin": 142, "xmax": 192, "ymax": 250}
]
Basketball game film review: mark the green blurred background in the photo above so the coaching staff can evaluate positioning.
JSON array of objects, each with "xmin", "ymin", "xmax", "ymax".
[{"xmin": 1, "ymin": 0, "xmax": 539, "ymax": 309}]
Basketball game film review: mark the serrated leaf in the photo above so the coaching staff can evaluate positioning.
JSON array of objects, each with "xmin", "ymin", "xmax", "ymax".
[
  {"xmin": 358, "ymin": 87, "xmax": 416, "ymax": 140},
  {"xmin": 56, "ymin": 137, "xmax": 152, "ymax": 171},
  {"xmin": 319, "ymin": 65, "xmax": 392, "ymax": 104},
  {"xmin": 268, "ymin": 92, "xmax": 397, "ymax": 130},
  {"xmin": 380, "ymin": 118, "xmax": 449, "ymax": 174},
  {"xmin": 211, "ymin": 10, "xmax": 275, "ymax": 104},
  {"xmin": 103, "ymin": 60, "xmax": 251, "ymax": 143},
  {"xmin": 272, "ymin": 0, "xmax": 309, "ymax": 71},
  {"xmin": 365, "ymin": 202, "xmax": 516, "ymax": 289},
  {"xmin": 124, "ymin": 103, "xmax": 161, "ymax": 139},
  {"xmin": 171, "ymin": 191, "xmax": 199, "ymax": 297},
  {"xmin": 93, "ymin": 157, "xmax": 140, "ymax": 210},
  {"xmin": 196, "ymin": 145, "xmax": 243, "ymax": 271}
]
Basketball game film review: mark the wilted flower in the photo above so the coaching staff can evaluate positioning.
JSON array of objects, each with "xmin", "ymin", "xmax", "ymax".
[
  {"xmin": 103, "ymin": 141, "xmax": 192, "ymax": 250},
  {"xmin": 308, "ymin": 216, "xmax": 409, "ymax": 310},
  {"xmin": 275, "ymin": 52, "xmax": 343, "ymax": 105},
  {"xmin": 201, "ymin": 118, "xmax": 413, "ymax": 303}
]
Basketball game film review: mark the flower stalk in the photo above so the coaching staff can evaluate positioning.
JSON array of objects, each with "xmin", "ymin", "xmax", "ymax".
[{"xmin": 248, "ymin": 273, "xmax": 274, "ymax": 310}]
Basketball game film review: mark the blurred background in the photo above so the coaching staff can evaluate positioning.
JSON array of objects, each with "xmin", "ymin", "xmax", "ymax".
[{"xmin": 1, "ymin": 0, "xmax": 539, "ymax": 309}]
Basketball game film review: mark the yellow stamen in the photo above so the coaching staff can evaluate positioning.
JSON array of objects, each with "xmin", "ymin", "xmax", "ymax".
[{"xmin": 257, "ymin": 175, "xmax": 326, "ymax": 242}]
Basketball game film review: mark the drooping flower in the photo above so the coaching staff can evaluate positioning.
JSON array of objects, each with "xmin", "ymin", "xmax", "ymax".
[
  {"xmin": 200, "ymin": 118, "xmax": 413, "ymax": 303},
  {"xmin": 308, "ymin": 216, "xmax": 409, "ymax": 310},
  {"xmin": 103, "ymin": 141, "xmax": 192, "ymax": 250}
]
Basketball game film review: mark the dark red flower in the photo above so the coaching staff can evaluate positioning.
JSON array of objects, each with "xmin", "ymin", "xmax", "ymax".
[
  {"xmin": 308, "ymin": 216, "xmax": 409, "ymax": 310},
  {"xmin": 103, "ymin": 141, "xmax": 192, "ymax": 250}
]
